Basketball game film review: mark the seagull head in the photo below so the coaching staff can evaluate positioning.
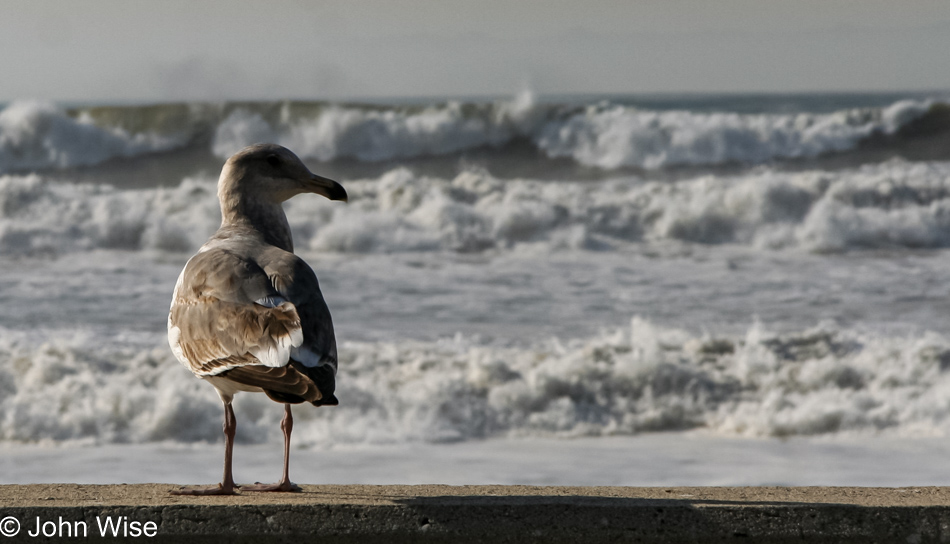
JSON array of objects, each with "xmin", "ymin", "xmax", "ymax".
[{"xmin": 220, "ymin": 144, "xmax": 348, "ymax": 204}]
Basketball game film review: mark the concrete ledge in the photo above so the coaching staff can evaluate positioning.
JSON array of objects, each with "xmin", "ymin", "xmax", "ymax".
[{"xmin": 2, "ymin": 484, "xmax": 950, "ymax": 543}]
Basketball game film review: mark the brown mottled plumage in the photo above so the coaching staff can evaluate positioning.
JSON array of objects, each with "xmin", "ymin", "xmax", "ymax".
[{"xmin": 167, "ymin": 144, "xmax": 346, "ymax": 495}]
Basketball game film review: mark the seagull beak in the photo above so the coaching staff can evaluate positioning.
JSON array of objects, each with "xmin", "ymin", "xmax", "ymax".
[{"xmin": 309, "ymin": 173, "xmax": 348, "ymax": 202}]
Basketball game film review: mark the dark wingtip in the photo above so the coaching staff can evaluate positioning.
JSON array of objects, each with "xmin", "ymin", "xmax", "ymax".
[{"xmin": 312, "ymin": 394, "xmax": 339, "ymax": 407}]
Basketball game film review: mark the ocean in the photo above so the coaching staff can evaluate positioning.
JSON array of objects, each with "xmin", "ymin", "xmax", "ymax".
[{"xmin": 3, "ymin": 91, "xmax": 950, "ymax": 486}]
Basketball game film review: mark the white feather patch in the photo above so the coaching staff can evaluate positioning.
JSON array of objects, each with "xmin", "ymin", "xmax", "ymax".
[
  {"xmin": 166, "ymin": 316, "xmax": 189, "ymax": 368},
  {"xmin": 249, "ymin": 322, "xmax": 302, "ymax": 368},
  {"xmin": 290, "ymin": 325, "xmax": 304, "ymax": 347}
]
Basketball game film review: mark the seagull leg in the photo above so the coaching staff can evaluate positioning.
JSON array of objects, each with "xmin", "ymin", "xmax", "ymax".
[
  {"xmin": 244, "ymin": 404, "xmax": 301, "ymax": 492},
  {"xmin": 171, "ymin": 402, "xmax": 240, "ymax": 495}
]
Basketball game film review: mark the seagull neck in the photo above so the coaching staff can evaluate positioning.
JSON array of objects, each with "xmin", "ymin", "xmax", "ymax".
[{"xmin": 220, "ymin": 198, "xmax": 295, "ymax": 253}]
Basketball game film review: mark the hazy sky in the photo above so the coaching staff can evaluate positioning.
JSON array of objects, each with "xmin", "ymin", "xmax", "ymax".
[{"xmin": 2, "ymin": 0, "xmax": 949, "ymax": 101}]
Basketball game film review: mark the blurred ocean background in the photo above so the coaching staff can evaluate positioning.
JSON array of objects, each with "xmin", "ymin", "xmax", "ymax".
[{"xmin": 4, "ymin": 91, "xmax": 950, "ymax": 485}]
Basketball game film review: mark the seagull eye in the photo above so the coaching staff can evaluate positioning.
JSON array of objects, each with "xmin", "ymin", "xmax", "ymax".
[{"xmin": 266, "ymin": 154, "xmax": 280, "ymax": 167}]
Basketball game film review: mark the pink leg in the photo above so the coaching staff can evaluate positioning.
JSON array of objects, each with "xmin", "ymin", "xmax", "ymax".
[
  {"xmin": 244, "ymin": 404, "xmax": 301, "ymax": 492},
  {"xmin": 171, "ymin": 402, "xmax": 240, "ymax": 495}
]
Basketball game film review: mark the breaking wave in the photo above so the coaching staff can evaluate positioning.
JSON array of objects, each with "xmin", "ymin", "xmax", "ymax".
[
  {"xmin": 3, "ymin": 318, "xmax": 950, "ymax": 445},
  {"xmin": 3, "ymin": 95, "xmax": 947, "ymax": 175},
  {"xmin": 211, "ymin": 95, "xmax": 945, "ymax": 169},
  {"xmin": 535, "ymin": 99, "xmax": 934, "ymax": 169},
  {"xmin": 212, "ymin": 92, "xmax": 539, "ymax": 162},
  {"xmin": 4, "ymin": 159, "xmax": 950, "ymax": 256},
  {"xmin": 0, "ymin": 101, "xmax": 184, "ymax": 174}
]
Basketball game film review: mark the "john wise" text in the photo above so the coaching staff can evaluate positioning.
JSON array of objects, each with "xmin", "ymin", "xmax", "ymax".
[{"xmin": 25, "ymin": 515, "xmax": 157, "ymax": 538}]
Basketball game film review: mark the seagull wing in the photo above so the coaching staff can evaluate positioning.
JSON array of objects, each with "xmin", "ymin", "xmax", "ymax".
[
  {"xmin": 168, "ymin": 248, "xmax": 303, "ymax": 377},
  {"xmin": 168, "ymin": 246, "xmax": 337, "ymax": 405},
  {"xmin": 257, "ymin": 247, "xmax": 339, "ymax": 405}
]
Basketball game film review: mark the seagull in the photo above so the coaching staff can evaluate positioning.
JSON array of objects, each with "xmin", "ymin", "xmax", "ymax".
[{"xmin": 167, "ymin": 143, "xmax": 347, "ymax": 495}]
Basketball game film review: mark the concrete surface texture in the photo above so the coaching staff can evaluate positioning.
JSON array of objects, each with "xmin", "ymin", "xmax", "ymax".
[{"xmin": 1, "ymin": 484, "xmax": 949, "ymax": 542}]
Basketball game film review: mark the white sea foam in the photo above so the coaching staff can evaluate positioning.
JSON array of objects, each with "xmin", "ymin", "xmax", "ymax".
[
  {"xmin": 0, "ymin": 174, "xmax": 220, "ymax": 256},
  {"xmin": 4, "ymin": 160, "xmax": 950, "ymax": 256},
  {"xmin": 211, "ymin": 96, "xmax": 934, "ymax": 169},
  {"xmin": 300, "ymin": 161, "xmax": 950, "ymax": 253},
  {"xmin": 2, "ymin": 318, "xmax": 950, "ymax": 446},
  {"xmin": 0, "ymin": 101, "xmax": 183, "ymax": 174}
]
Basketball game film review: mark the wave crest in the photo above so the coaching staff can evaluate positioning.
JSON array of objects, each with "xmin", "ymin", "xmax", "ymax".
[
  {"xmin": 211, "ymin": 96, "xmax": 942, "ymax": 170},
  {"xmin": 0, "ymin": 101, "xmax": 183, "ymax": 174},
  {"xmin": 4, "ymin": 96, "xmax": 947, "ymax": 174},
  {"xmin": 213, "ymin": 91, "xmax": 542, "ymax": 162}
]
